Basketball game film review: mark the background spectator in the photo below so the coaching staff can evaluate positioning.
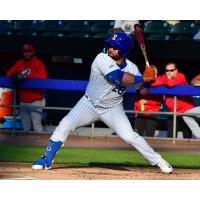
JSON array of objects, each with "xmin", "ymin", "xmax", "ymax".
[
  {"xmin": 193, "ymin": 29, "xmax": 200, "ymax": 40},
  {"xmin": 6, "ymin": 43, "xmax": 47, "ymax": 132},
  {"xmin": 191, "ymin": 74, "xmax": 200, "ymax": 85},
  {"xmin": 112, "ymin": 20, "xmax": 139, "ymax": 35},
  {"xmin": 134, "ymin": 93, "xmax": 163, "ymax": 137},
  {"xmin": 166, "ymin": 20, "xmax": 180, "ymax": 26},
  {"xmin": 191, "ymin": 74, "xmax": 200, "ymax": 109},
  {"xmin": 152, "ymin": 62, "xmax": 200, "ymax": 139}
]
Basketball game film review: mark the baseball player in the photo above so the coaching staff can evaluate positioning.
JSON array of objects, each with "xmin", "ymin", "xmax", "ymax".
[{"xmin": 32, "ymin": 32, "xmax": 173, "ymax": 173}]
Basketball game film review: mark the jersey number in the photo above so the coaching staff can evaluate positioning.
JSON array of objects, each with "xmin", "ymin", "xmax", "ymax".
[{"xmin": 112, "ymin": 85, "xmax": 126, "ymax": 95}]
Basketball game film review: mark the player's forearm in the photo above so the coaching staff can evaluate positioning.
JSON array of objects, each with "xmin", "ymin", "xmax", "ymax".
[
  {"xmin": 122, "ymin": 72, "xmax": 143, "ymax": 86},
  {"xmin": 106, "ymin": 70, "xmax": 145, "ymax": 86}
]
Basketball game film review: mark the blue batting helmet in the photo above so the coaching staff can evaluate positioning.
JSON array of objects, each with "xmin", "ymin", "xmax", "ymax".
[{"xmin": 105, "ymin": 32, "xmax": 133, "ymax": 57}]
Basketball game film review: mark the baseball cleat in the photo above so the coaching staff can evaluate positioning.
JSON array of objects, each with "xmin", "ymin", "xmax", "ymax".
[
  {"xmin": 157, "ymin": 158, "xmax": 173, "ymax": 174},
  {"xmin": 32, "ymin": 139, "xmax": 63, "ymax": 170},
  {"xmin": 32, "ymin": 156, "xmax": 53, "ymax": 170}
]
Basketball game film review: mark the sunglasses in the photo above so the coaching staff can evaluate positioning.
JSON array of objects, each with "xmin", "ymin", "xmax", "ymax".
[
  {"xmin": 107, "ymin": 45, "xmax": 119, "ymax": 50},
  {"xmin": 165, "ymin": 69, "xmax": 176, "ymax": 72}
]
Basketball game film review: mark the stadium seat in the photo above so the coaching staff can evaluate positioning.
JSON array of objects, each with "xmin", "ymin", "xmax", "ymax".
[
  {"xmin": 148, "ymin": 34, "xmax": 171, "ymax": 40},
  {"xmin": 0, "ymin": 20, "xmax": 15, "ymax": 35},
  {"xmin": 16, "ymin": 30, "xmax": 38, "ymax": 37},
  {"xmin": 15, "ymin": 20, "xmax": 39, "ymax": 31},
  {"xmin": 92, "ymin": 33, "xmax": 111, "ymax": 38},
  {"xmin": 68, "ymin": 32, "xmax": 91, "ymax": 38},
  {"xmin": 0, "ymin": 30, "xmax": 14, "ymax": 36},
  {"xmin": 64, "ymin": 20, "xmax": 91, "ymax": 33},
  {"xmin": 144, "ymin": 20, "xmax": 171, "ymax": 28},
  {"xmin": 175, "ymin": 35, "xmax": 193, "ymax": 40},
  {"xmin": 41, "ymin": 31, "xmax": 64, "ymax": 37},
  {"xmin": 39, "ymin": 20, "xmax": 65, "ymax": 32},
  {"xmin": 90, "ymin": 20, "xmax": 114, "ymax": 34},
  {"xmin": 143, "ymin": 21, "xmax": 171, "ymax": 35},
  {"xmin": 171, "ymin": 22, "xmax": 198, "ymax": 35}
]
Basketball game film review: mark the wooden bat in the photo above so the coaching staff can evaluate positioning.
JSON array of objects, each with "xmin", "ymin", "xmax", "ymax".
[{"xmin": 134, "ymin": 23, "xmax": 150, "ymax": 68}]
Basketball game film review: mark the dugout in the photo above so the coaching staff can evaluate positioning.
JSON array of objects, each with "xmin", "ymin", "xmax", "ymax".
[{"xmin": 0, "ymin": 35, "xmax": 200, "ymax": 126}]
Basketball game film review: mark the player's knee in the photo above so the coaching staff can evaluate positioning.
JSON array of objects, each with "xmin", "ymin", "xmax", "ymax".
[
  {"xmin": 57, "ymin": 116, "xmax": 75, "ymax": 132},
  {"xmin": 119, "ymin": 131, "xmax": 140, "ymax": 143}
]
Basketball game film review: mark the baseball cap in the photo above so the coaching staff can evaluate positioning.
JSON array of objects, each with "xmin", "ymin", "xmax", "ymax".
[{"xmin": 22, "ymin": 43, "xmax": 35, "ymax": 53}]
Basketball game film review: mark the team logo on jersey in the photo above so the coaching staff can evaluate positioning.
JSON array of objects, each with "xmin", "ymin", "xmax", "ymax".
[
  {"xmin": 21, "ymin": 68, "xmax": 31, "ymax": 76},
  {"xmin": 112, "ymin": 34, "xmax": 118, "ymax": 40},
  {"xmin": 112, "ymin": 85, "xmax": 126, "ymax": 95}
]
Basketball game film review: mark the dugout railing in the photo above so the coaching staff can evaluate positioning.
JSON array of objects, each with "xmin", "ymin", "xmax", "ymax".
[{"xmin": 0, "ymin": 77, "xmax": 200, "ymax": 144}]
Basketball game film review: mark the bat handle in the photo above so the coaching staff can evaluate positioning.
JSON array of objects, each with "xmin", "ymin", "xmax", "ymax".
[{"xmin": 146, "ymin": 61, "xmax": 150, "ymax": 67}]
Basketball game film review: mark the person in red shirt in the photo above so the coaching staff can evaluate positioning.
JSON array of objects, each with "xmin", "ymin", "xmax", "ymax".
[
  {"xmin": 152, "ymin": 62, "xmax": 200, "ymax": 139},
  {"xmin": 191, "ymin": 74, "xmax": 200, "ymax": 85},
  {"xmin": 134, "ymin": 93, "xmax": 163, "ymax": 137},
  {"xmin": 6, "ymin": 43, "xmax": 47, "ymax": 132},
  {"xmin": 191, "ymin": 74, "xmax": 200, "ymax": 108}
]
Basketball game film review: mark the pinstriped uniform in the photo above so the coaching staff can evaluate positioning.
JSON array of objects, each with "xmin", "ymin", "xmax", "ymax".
[
  {"xmin": 51, "ymin": 52, "xmax": 161, "ymax": 165},
  {"xmin": 183, "ymin": 106, "xmax": 200, "ymax": 138}
]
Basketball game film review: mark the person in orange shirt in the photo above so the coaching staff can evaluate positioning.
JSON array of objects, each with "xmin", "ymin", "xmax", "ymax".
[
  {"xmin": 152, "ymin": 62, "xmax": 200, "ymax": 139},
  {"xmin": 7, "ymin": 43, "xmax": 47, "ymax": 132}
]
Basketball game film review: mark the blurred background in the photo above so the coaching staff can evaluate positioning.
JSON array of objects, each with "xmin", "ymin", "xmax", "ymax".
[{"xmin": 0, "ymin": 20, "xmax": 200, "ymax": 130}]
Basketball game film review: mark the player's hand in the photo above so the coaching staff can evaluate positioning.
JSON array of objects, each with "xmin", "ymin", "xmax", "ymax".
[
  {"xmin": 11, "ymin": 72, "xmax": 25, "ymax": 85},
  {"xmin": 143, "ymin": 65, "xmax": 157, "ymax": 83},
  {"xmin": 140, "ymin": 99, "xmax": 147, "ymax": 104},
  {"xmin": 140, "ymin": 88, "xmax": 149, "ymax": 96}
]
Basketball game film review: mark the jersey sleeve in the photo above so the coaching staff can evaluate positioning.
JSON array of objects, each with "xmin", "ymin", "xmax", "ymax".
[
  {"xmin": 124, "ymin": 61, "xmax": 142, "ymax": 76},
  {"xmin": 130, "ymin": 64, "xmax": 142, "ymax": 76},
  {"xmin": 95, "ymin": 53, "xmax": 120, "ymax": 76}
]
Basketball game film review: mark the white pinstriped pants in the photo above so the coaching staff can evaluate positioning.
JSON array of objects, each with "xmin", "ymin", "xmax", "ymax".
[
  {"xmin": 51, "ymin": 95, "xmax": 161, "ymax": 165},
  {"xmin": 182, "ymin": 106, "xmax": 200, "ymax": 138}
]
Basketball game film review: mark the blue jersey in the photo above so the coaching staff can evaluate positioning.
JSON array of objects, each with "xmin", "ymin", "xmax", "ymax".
[{"xmin": 86, "ymin": 53, "xmax": 142, "ymax": 108}]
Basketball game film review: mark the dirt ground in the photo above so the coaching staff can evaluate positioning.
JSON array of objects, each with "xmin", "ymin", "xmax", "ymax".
[
  {"xmin": 1, "ymin": 132, "xmax": 200, "ymax": 180},
  {"xmin": 1, "ymin": 162, "xmax": 200, "ymax": 180}
]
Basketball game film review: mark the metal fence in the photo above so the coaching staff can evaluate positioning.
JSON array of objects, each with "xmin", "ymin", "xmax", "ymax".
[{"xmin": 0, "ymin": 77, "xmax": 200, "ymax": 144}]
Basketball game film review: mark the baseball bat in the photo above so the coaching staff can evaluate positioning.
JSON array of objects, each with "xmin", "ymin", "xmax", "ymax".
[{"xmin": 134, "ymin": 23, "xmax": 150, "ymax": 68}]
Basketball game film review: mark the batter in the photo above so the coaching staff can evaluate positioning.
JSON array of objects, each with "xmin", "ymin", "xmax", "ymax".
[{"xmin": 32, "ymin": 32, "xmax": 173, "ymax": 174}]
